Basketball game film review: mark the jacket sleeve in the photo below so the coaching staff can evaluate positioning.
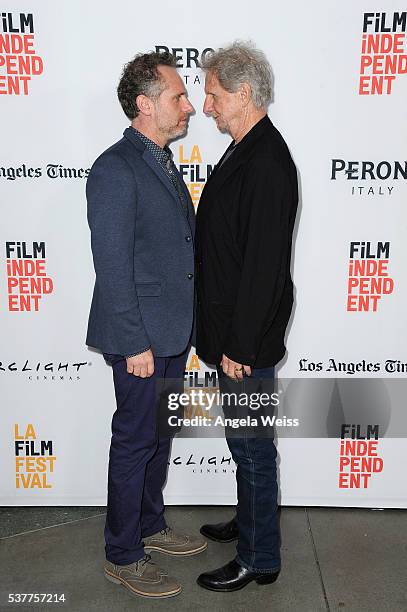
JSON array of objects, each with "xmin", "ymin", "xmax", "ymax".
[
  {"xmin": 223, "ymin": 157, "xmax": 293, "ymax": 365},
  {"xmin": 86, "ymin": 152, "xmax": 150, "ymax": 355}
]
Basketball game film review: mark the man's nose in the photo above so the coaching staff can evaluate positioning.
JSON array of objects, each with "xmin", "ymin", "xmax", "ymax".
[
  {"xmin": 203, "ymin": 95, "xmax": 213, "ymax": 115},
  {"xmin": 184, "ymin": 98, "xmax": 195, "ymax": 114}
]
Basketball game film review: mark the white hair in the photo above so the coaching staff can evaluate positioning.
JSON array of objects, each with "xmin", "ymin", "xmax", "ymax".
[{"xmin": 202, "ymin": 40, "xmax": 273, "ymax": 109}]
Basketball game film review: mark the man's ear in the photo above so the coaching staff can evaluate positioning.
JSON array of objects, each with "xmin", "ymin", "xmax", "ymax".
[
  {"xmin": 136, "ymin": 94, "xmax": 153, "ymax": 116},
  {"xmin": 239, "ymin": 82, "xmax": 252, "ymax": 107}
]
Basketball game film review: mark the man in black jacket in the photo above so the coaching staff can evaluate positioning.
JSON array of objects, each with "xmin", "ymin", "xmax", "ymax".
[{"xmin": 196, "ymin": 42, "xmax": 298, "ymax": 592}]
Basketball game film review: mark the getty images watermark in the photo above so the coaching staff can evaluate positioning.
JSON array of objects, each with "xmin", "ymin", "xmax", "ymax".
[
  {"xmin": 156, "ymin": 377, "xmax": 407, "ymax": 439},
  {"xmin": 165, "ymin": 388, "xmax": 299, "ymax": 430}
]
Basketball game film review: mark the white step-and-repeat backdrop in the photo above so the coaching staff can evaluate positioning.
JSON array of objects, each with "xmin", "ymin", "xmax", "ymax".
[{"xmin": 1, "ymin": 1, "xmax": 407, "ymax": 507}]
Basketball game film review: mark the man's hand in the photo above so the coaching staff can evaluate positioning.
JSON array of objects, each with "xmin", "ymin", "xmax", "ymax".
[
  {"xmin": 126, "ymin": 349, "xmax": 154, "ymax": 378},
  {"xmin": 221, "ymin": 354, "xmax": 252, "ymax": 381}
]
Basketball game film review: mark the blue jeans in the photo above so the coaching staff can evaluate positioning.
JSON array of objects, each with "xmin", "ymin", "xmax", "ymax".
[{"xmin": 217, "ymin": 366, "xmax": 281, "ymax": 573}]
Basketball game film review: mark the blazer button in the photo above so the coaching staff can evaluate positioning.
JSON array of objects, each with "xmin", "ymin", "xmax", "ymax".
[
  {"xmin": 185, "ymin": 236, "xmax": 192, "ymax": 242},
  {"xmin": 187, "ymin": 273, "xmax": 194, "ymax": 280}
]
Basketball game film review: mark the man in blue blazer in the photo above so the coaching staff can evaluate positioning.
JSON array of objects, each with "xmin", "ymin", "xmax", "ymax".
[{"xmin": 86, "ymin": 51, "xmax": 206, "ymax": 599}]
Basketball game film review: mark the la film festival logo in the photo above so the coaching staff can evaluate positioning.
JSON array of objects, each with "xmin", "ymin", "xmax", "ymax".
[
  {"xmin": 5, "ymin": 241, "xmax": 54, "ymax": 312},
  {"xmin": 339, "ymin": 424, "xmax": 383, "ymax": 489},
  {"xmin": 359, "ymin": 11, "xmax": 407, "ymax": 95},
  {"xmin": 347, "ymin": 241, "xmax": 394, "ymax": 312},
  {"xmin": 177, "ymin": 144, "xmax": 214, "ymax": 207},
  {"xmin": 184, "ymin": 353, "xmax": 217, "ymax": 388},
  {"xmin": 183, "ymin": 353, "xmax": 217, "ymax": 423},
  {"xmin": 171, "ymin": 345, "xmax": 235, "ymax": 477},
  {"xmin": 0, "ymin": 12, "xmax": 43, "ymax": 95},
  {"xmin": 15, "ymin": 423, "xmax": 56, "ymax": 489}
]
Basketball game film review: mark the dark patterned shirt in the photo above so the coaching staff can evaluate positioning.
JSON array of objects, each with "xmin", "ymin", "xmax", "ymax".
[{"xmin": 131, "ymin": 127, "xmax": 188, "ymax": 218}]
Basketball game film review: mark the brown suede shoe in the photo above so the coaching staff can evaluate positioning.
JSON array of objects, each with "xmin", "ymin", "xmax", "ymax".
[
  {"xmin": 104, "ymin": 554, "xmax": 181, "ymax": 598},
  {"xmin": 143, "ymin": 526, "xmax": 207, "ymax": 556}
]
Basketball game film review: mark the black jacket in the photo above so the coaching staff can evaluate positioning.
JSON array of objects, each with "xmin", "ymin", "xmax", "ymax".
[{"xmin": 195, "ymin": 115, "xmax": 298, "ymax": 368}]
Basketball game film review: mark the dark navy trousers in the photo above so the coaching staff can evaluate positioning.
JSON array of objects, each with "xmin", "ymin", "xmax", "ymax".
[{"xmin": 103, "ymin": 349, "xmax": 188, "ymax": 565}]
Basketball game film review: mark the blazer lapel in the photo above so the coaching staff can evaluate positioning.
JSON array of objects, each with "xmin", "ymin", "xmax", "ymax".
[
  {"xmin": 142, "ymin": 148, "xmax": 195, "ymax": 232},
  {"xmin": 124, "ymin": 127, "xmax": 182, "ymax": 208},
  {"xmin": 142, "ymin": 148, "xmax": 180, "ymax": 203},
  {"xmin": 122, "ymin": 127, "xmax": 194, "ymax": 232},
  {"xmin": 173, "ymin": 164, "xmax": 195, "ymax": 223},
  {"xmin": 204, "ymin": 140, "xmax": 235, "ymax": 188}
]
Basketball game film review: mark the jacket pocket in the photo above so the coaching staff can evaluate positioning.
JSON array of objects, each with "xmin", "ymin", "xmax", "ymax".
[{"xmin": 135, "ymin": 282, "xmax": 162, "ymax": 297}]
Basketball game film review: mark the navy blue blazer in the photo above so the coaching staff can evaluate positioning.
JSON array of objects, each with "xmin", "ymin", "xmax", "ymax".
[{"xmin": 86, "ymin": 128, "xmax": 195, "ymax": 357}]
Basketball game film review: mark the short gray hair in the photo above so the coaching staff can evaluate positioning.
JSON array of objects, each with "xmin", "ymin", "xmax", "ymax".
[{"xmin": 202, "ymin": 41, "xmax": 273, "ymax": 109}]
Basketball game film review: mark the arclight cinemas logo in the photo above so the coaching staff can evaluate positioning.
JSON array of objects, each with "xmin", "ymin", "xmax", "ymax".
[
  {"xmin": 169, "ymin": 453, "xmax": 235, "ymax": 475},
  {"xmin": 359, "ymin": 12, "xmax": 407, "ymax": 95}
]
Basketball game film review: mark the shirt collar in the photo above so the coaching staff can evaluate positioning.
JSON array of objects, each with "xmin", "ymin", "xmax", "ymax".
[{"xmin": 130, "ymin": 126, "xmax": 172, "ymax": 165}]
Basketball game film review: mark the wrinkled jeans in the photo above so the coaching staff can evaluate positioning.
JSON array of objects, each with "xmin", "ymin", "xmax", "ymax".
[{"xmin": 217, "ymin": 366, "xmax": 281, "ymax": 573}]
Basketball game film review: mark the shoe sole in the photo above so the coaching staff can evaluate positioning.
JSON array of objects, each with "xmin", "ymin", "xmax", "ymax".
[
  {"xmin": 199, "ymin": 528, "xmax": 238, "ymax": 543},
  {"xmin": 105, "ymin": 569, "xmax": 181, "ymax": 598},
  {"xmin": 196, "ymin": 573, "xmax": 279, "ymax": 592},
  {"xmin": 144, "ymin": 542, "xmax": 208, "ymax": 556}
]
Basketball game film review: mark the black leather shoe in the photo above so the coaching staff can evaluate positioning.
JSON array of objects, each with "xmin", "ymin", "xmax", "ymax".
[
  {"xmin": 197, "ymin": 559, "xmax": 280, "ymax": 592},
  {"xmin": 200, "ymin": 518, "xmax": 239, "ymax": 543}
]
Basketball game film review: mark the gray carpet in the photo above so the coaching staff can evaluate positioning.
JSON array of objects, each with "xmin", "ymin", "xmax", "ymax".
[{"xmin": 0, "ymin": 506, "xmax": 406, "ymax": 611}]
